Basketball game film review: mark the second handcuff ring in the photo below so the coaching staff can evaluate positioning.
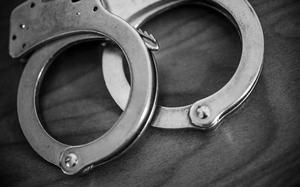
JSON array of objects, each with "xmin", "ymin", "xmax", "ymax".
[{"xmin": 102, "ymin": 0, "xmax": 264, "ymax": 130}]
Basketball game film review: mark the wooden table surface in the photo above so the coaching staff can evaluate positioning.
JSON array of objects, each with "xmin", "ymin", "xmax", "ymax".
[{"xmin": 0, "ymin": 0, "xmax": 300, "ymax": 186}]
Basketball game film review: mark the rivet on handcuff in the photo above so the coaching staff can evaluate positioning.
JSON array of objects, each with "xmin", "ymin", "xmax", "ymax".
[{"xmin": 9, "ymin": 0, "xmax": 264, "ymax": 175}]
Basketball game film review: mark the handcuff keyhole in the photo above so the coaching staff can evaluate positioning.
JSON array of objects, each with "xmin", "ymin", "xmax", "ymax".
[
  {"xmin": 93, "ymin": 6, "xmax": 98, "ymax": 12},
  {"xmin": 30, "ymin": 2, "xmax": 35, "ymax": 8},
  {"xmin": 71, "ymin": 0, "xmax": 81, "ymax": 3},
  {"xmin": 12, "ymin": 35, "xmax": 17, "ymax": 41}
]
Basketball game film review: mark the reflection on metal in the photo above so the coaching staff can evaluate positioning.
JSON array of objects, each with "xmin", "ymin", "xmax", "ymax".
[
  {"xmin": 137, "ymin": 28, "xmax": 159, "ymax": 51},
  {"xmin": 13, "ymin": 0, "xmax": 157, "ymax": 175},
  {"xmin": 101, "ymin": 0, "xmax": 264, "ymax": 130},
  {"xmin": 10, "ymin": 0, "xmax": 264, "ymax": 175}
]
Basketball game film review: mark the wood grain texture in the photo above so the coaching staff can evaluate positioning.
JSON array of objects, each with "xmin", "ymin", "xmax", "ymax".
[{"xmin": 0, "ymin": 0, "xmax": 300, "ymax": 186}]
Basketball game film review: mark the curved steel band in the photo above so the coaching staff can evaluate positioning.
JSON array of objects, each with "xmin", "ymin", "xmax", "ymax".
[
  {"xmin": 10, "ymin": 0, "xmax": 264, "ymax": 130},
  {"xmin": 16, "ymin": 0, "xmax": 157, "ymax": 175},
  {"xmin": 11, "ymin": 0, "xmax": 263, "ymax": 175},
  {"xmin": 101, "ymin": 0, "xmax": 264, "ymax": 129}
]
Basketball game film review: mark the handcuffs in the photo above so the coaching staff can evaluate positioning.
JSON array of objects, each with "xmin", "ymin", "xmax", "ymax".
[{"xmin": 9, "ymin": 0, "xmax": 264, "ymax": 175}]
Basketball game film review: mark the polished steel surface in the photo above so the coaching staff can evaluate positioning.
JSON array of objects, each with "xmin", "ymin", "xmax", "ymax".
[
  {"xmin": 9, "ymin": 0, "xmax": 164, "ymax": 58},
  {"xmin": 11, "ymin": 0, "xmax": 263, "ymax": 175},
  {"xmin": 15, "ymin": 0, "xmax": 157, "ymax": 175},
  {"xmin": 101, "ymin": 0, "xmax": 264, "ymax": 130},
  {"xmin": 2, "ymin": 0, "xmax": 299, "ymax": 185}
]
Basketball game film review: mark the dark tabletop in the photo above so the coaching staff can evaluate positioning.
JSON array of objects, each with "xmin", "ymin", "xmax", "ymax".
[{"xmin": 0, "ymin": 0, "xmax": 300, "ymax": 186}]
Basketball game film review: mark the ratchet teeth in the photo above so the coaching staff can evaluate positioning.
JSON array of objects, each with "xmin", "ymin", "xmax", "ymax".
[{"xmin": 137, "ymin": 28, "xmax": 159, "ymax": 51}]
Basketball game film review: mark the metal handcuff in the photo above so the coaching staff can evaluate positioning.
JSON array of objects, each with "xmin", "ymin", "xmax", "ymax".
[
  {"xmin": 9, "ymin": 0, "xmax": 264, "ymax": 175},
  {"xmin": 101, "ymin": 0, "xmax": 264, "ymax": 129}
]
